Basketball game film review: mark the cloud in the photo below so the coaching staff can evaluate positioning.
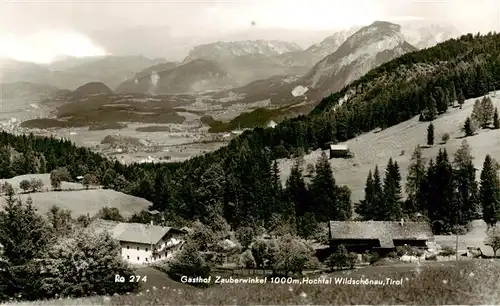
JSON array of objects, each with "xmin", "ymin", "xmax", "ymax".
[
  {"xmin": 1, "ymin": 0, "xmax": 499, "ymax": 63},
  {"xmin": 0, "ymin": 29, "xmax": 108, "ymax": 63}
]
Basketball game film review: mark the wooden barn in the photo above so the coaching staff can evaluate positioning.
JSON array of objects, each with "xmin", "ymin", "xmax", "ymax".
[
  {"xmin": 328, "ymin": 144, "xmax": 353, "ymax": 159},
  {"xmin": 327, "ymin": 220, "xmax": 434, "ymax": 256}
]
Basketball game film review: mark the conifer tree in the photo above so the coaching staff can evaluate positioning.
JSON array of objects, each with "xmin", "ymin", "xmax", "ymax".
[
  {"xmin": 335, "ymin": 185, "xmax": 352, "ymax": 221},
  {"xmin": 427, "ymin": 123, "xmax": 435, "ymax": 146},
  {"xmin": 450, "ymin": 82, "xmax": 457, "ymax": 105},
  {"xmin": 462, "ymin": 116, "xmax": 477, "ymax": 137},
  {"xmin": 0, "ymin": 194, "xmax": 52, "ymax": 266},
  {"xmin": 474, "ymin": 97, "xmax": 495, "ymax": 128},
  {"xmin": 481, "ymin": 96, "xmax": 495, "ymax": 126},
  {"xmin": 310, "ymin": 152, "xmax": 340, "ymax": 221},
  {"xmin": 436, "ymin": 87, "xmax": 448, "ymax": 113},
  {"xmin": 428, "ymin": 97, "xmax": 438, "ymax": 120},
  {"xmin": 422, "ymin": 159, "xmax": 436, "ymax": 222},
  {"xmin": 457, "ymin": 90, "xmax": 465, "ymax": 109},
  {"xmin": 0, "ymin": 146, "xmax": 11, "ymax": 178},
  {"xmin": 405, "ymin": 146, "xmax": 426, "ymax": 216},
  {"xmin": 356, "ymin": 170, "xmax": 375, "ymax": 220},
  {"xmin": 430, "ymin": 149, "xmax": 457, "ymax": 233},
  {"xmin": 471, "ymin": 99, "xmax": 482, "ymax": 124},
  {"xmin": 371, "ymin": 166, "xmax": 384, "ymax": 219},
  {"xmin": 286, "ymin": 159, "xmax": 310, "ymax": 217},
  {"xmin": 271, "ymin": 160, "xmax": 282, "ymax": 193},
  {"xmin": 379, "ymin": 158, "xmax": 403, "ymax": 221},
  {"xmin": 493, "ymin": 107, "xmax": 500, "ymax": 129},
  {"xmin": 479, "ymin": 155, "xmax": 500, "ymax": 227},
  {"xmin": 453, "ymin": 140, "xmax": 480, "ymax": 224}
]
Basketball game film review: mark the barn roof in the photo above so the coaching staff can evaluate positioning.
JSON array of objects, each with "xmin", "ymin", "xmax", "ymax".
[
  {"xmin": 87, "ymin": 218, "xmax": 178, "ymax": 245},
  {"xmin": 329, "ymin": 144, "xmax": 348, "ymax": 151},
  {"xmin": 328, "ymin": 221, "xmax": 433, "ymax": 248}
]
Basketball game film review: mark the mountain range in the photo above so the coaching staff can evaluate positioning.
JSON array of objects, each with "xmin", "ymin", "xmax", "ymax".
[
  {"xmin": 299, "ymin": 21, "xmax": 417, "ymax": 98},
  {"xmin": 0, "ymin": 56, "xmax": 164, "ymax": 90},
  {"xmin": 1, "ymin": 21, "xmax": 461, "ymax": 101},
  {"xmin": 218, "ymin": 21, "xmax": 417, "ymax": 107},
  {"xmin": 116, "ymin": 59, "xmax": 237, "ymax": 95}
]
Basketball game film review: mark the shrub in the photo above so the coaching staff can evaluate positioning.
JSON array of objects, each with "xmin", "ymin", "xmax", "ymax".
[
  {"xmin": 269, "ymin": 235, "xmax": 316, "ymax": 276},
  {"xmin": 439, "ymin": 245, "xmax": 456, "ymax": 257},
  {"xmin": 189, "ymin": 221, "xmax": 216, "ymax": 251},
  {"xmin": 29, "ymin": 178, "xmax": 44, "ymax": 192},
  {"xmin": 38, "ymin": 230, "xmax": 139, "ymax": 299},
  {"xmin": 441, "ymin": 133, "xmax": 450, "ymax": 143},
  {"xmin": 362, "ymin": 251, "xmax": 380, "ymax": 264},
  {"xmin": 396, "ymin": 245, "xmax": 424, "ymax": 257},
  {"xmin": 235, "ymin": 226, "xmax": 255, "ymax": 250},
  {"xmin": 167, "ymin": 241, "xmax": 211, "ymax": 287},
  {"xmin": 82, "ymin": 173, "xmax": 98, "ymax": 189},
  {"xmin": 484, "ymin": 224, "xmax": 500, "ymax": 258},
  {"xmin": 426, "ymin": 254, "xmax": 437, "ymax": 261},
  {"xmin": 19, "ymin": 180, "xmax": 31, "ymax": 193},
  {"xmin": 251, "ymin": 238, "xmax": 272, "ymax": 269},
  {"xmin": 96, "ymin": 207, "xmax": 124, "ymax": 222},
  {"xmin": 77, "ymin": 214, "xmax": 91, "ymax": 227},
  {"xmin": 50, "ymin": 167, "xmax": 71, "ymax": 190},
  {"xmin": 326, "ymin": 245, "xmax": 357, "ymax": 270},
  {"xmin": 387, "ymin": 251, "xmax": 398, "ymax": 259},
  {"xmin": 239, "ymin": 249, "xmax": 256, "ymax": 268},
  {"xmin": 210, "ymin": 239, "xmax": 242, "ymax": 265},
  {"xmin": 304, "ymin": 256, "xmax": 321, "ymax": 270}
]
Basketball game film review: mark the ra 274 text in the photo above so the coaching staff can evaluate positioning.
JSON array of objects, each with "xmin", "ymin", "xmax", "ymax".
[{"xmin": 115, "ymin": 274, "xmax": 147, "ymax": 283}]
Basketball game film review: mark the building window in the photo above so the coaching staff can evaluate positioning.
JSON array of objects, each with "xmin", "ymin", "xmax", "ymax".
[
  {"xmin": 127, "ymin": 255, "xmax": 130, "ymax": 259},
  {"xmin": 146, "ymin": 258, "xmax": 148, "ymax": 262},
  {"xmin": 145, "ymin": 248, "xmax": 148, "ymax": 252},
  {"xmin": 137, "ymin": 257, "xmax": 140, "ymax": 261},
  {"xmin": 137, "ymin": 247, "xmax": 139, "ymax": 251},
  {"xmin": 127, "ymin": 246, "xmax": 129, "ymax": 249}
]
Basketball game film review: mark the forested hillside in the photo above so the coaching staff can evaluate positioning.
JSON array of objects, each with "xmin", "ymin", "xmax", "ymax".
[{"xmin": 2, "ymin": 33, "xmax": 500, "ymax": 233}]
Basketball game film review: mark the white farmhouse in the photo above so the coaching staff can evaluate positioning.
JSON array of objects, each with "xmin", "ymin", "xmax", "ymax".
[{"xmin": 88, "ymin": 219, "xmax": 186, "ymax": 265}]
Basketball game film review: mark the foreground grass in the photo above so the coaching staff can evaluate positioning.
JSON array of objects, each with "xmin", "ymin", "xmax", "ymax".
[{"xmin": 4, "ymin": 259, "xmax": 500, "ymax": 305}]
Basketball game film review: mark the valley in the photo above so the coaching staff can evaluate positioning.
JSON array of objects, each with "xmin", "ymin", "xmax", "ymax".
[
  {"xmin": 1, "ymin": 21, "xmax": 444, "ymax": 164},
  {"xmin": 1, "ymin": 6, "xmax": 500, "ymax": 305}
]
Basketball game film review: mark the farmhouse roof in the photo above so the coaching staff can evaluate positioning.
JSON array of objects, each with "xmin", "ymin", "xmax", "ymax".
[
  {"xmin": 329, "ymin": 144, "xmax": 348, "ymax": 151},
  {"xmin": 328, "ymin": 221, "xmax": 433, "ymax": 248},
  {"xmin": 113, "ymin": 222, "xmax": 173, "ymax": 245},
  {"xmin": 88, "ymin": 218, "xmax": 178, "ymax": 245}
]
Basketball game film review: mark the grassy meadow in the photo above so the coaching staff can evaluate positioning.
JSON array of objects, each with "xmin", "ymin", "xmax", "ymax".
[{"xmin": 4, "ymin": 259, "xmax": 499, "ymax": 305}]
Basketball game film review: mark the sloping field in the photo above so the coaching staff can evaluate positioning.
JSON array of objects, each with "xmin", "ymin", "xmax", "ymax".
[
  {"xmin": 279, "ymin": 91, "xmax": 500, "ymax": 203},
  {"xmin": 0, "ymin": 174, "xmax": 151, "ymax": 218},
  {"xmin": 0, "ymin": 173, "xmax": 83, "ymax": 192}
]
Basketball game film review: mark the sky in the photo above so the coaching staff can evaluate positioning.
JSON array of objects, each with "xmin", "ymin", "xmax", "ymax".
[{"xmin": 1, "ymin": 0, "xmax": 500, "ymax": 63}]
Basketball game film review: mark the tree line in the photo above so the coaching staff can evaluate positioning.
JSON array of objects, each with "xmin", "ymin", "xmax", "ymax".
[
  {"xmin": 356, "ymin": 142, "xmax": 500, "ymax": 234},
  {"xmin": 1, "ymin": 33, "xmax": 500, "ymax": 232}
]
